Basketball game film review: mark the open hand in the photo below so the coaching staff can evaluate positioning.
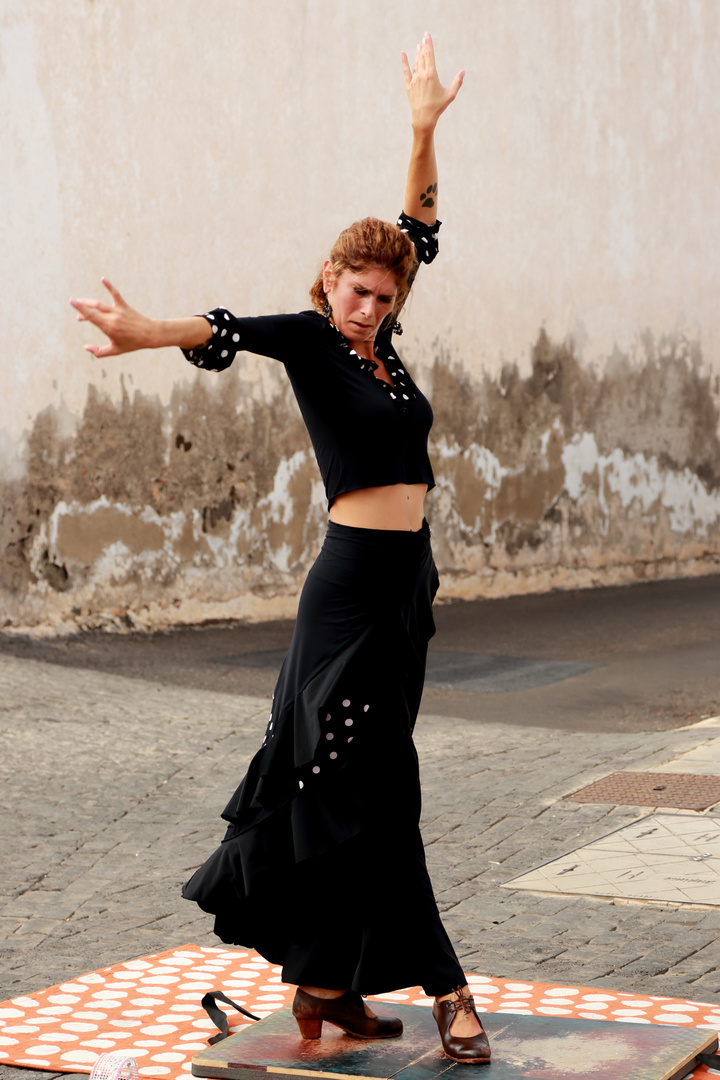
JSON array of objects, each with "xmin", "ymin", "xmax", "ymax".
[
  {"xmin": 401, "ymin": 32, "xmax": 464, "ymax": 133},
  {"xmin": 69, "ymin": 278, "xmax": 155, "ymax": 357}
]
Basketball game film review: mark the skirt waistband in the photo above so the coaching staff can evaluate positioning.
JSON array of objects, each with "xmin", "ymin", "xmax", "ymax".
[{"xmin": 326, "ymin": 518, "xmax": 431, "ymax": 543}]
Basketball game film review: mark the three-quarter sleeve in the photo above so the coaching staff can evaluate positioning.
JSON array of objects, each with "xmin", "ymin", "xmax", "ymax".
[
  {"xmin": 397, "ymin": 212, "xmax": 442, "ymax": 264},
  {"xmin": 182, "ymin": 308, "xmax": 320, "ymax": 371}
]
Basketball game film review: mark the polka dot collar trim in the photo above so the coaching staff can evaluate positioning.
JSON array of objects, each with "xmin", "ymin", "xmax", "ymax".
[{"xmin": 326, "ymin": 320, "xmax": 416, "ymax": 412}]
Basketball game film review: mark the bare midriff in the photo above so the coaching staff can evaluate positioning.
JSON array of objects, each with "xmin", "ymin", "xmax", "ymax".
[{"xmin": 329, "ymin": 483, "xmax": 427, "ymax": 532}]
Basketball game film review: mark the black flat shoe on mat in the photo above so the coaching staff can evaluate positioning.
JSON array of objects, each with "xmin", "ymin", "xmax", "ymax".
[
  {"xmin": 292, "ymin": 988, "xmax": 403, "ymax": 1040},
  {"xmin": 432, "ymin": 989, "xmax": 491, "ymax": 1064}
]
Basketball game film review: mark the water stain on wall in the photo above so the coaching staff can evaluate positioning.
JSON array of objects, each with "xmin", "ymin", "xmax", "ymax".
[
  {"xmin": 432, "ymin": 330, "xmax": 720, "ymax": 494},
  {"xmin": 428, "ymin": 329, "xmax": 720, "ymax": 594},
  {"xmin": 2, "ymin": 329, "xmax": 719, "ymax": 629}
]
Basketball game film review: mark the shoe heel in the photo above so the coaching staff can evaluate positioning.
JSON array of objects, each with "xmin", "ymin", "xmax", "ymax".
[{"xmin": 296, "ymin": 1017, "xmax": 323, "ymax": 1039}]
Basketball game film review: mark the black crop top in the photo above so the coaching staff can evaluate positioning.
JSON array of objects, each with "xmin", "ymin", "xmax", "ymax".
[{"xmin": 182, "ymin": 213, "xmax": 441, "ymax": 508}]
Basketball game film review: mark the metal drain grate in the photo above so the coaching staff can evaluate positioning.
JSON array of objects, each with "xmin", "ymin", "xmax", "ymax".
[{"xmin": 564, "ymin": 771, "xmax": 720, "ymax": 811}]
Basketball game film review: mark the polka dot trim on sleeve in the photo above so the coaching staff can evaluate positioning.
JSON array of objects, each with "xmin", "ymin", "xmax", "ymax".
[
  {"xmin": 396, "ymin": 211, "xmax": 442, "ymax": 265},
  {"xmin": 2, "ymin": 946, "xmax": 719, "ymax": 1080},
  {"xmin": 182, "ymin": 308, "xmax": 239, "ymax": 373}
]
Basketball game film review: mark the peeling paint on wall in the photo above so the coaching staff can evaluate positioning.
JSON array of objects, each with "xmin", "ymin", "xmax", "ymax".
[
  {"xmin": 428, "ymin": 329, "xmax": 720, "ymax": 598},
  {"xmin": 1, "ymin": 328, "xmax": 719, "ymax": 632},
  {"xmin": 0, "ymin": 366, "xmax": 326, "ymax": 630}
]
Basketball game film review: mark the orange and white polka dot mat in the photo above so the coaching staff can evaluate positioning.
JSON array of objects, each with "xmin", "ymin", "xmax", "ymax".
[{"xmin": 1, "ymin": 944, "xmax": 719, "ymax": 1079}]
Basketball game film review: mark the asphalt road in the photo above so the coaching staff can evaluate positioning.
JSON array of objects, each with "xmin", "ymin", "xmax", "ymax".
[{"xmin": 2, "ymin": 573, "xmax": 719, "ymax": 732}]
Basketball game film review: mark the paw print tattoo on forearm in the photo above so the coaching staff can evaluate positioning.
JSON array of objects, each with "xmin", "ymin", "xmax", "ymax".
[{"xmin": 420, "ymin": 182, "xmax": 438, "ymax": 208}]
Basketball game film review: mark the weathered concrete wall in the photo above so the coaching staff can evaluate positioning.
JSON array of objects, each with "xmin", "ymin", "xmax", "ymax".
[{"xmin": 2, "ymin": 0, "xmax": 720, "ymax": 632}]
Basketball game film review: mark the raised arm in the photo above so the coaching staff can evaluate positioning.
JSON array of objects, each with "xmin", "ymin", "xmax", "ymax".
[
  {"xmin": 70, "ymin": 279, "xmax": 212, "ymax": 358},
  {"xmin": 401, "ymin": 32, "xmax": 464, "ymax": 226}
]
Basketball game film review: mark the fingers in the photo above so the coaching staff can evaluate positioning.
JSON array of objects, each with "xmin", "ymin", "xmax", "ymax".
[
  {"xmin": 401, "ymin": 50, "xmax": 412, "ymax": 89},
  {"xmin": 70, "ymin": 274, "xmax": 146, "ymax": 357},
  {"xmin": 447, "ymin": 69, "xmax": 466, "ymax": 101},
  {"xmin": 417, "ymin": 31, "xmax": 433, "ymax": 75},
  {"xmin": 74, "ymin": 299, "xmax": 112, "ymax": 312},
  {"xmin": 407, "ymin": 33, "xmax": 435, "ymax": 79},
  {"xmin": 84, "ymin": 341, "xmax": 119, "ymax": 358},
  {"xmin": 69, "ymin": 298, "xmax": 112, "ymax": 323},
  {"xmin": 101, "ymin": 277, "xmax": 126, "ymax": 307},
  {"xmin": 70, "ymin": 289, "xmax": 121, "ymax": 355},
  {"xmin": 70, "ymin": 298, "xmax": 90, "ymax": 323},
  {"xmin": 69, "ymin": 278, "xmax": 125, "ymax": 321}
]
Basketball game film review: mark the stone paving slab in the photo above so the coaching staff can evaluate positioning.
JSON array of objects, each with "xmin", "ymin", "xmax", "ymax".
[
  {"xmin": 1, "ymin": 648, "xmax": 719, "ymax": 1077},
  {"xmin": 657, "ymin": 735, "xmax": 720, "ymax": 775},
  {"xmin": 501, "ymin": 812, "xmax": 720, "ymax": 906}
]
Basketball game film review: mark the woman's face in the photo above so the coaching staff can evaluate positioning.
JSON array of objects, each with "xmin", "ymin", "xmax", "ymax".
[{"xmin": 323, "ymin": 263, "xmax": 397, "ymax": 349}]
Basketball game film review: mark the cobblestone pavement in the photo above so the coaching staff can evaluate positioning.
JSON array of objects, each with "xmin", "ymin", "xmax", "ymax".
[{"xmin": 1, "ymin": 652, "xmax": 719, "ymax": 1079}]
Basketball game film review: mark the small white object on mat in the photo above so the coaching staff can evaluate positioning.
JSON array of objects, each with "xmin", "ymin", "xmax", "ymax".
[{"xmin": 89, "ymin": 1052, "xmax": 139, "ymax": 1080}]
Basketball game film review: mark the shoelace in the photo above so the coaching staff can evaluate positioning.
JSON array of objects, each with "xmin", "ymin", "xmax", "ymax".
[{"xmin": 447, "ymin": 989, "xmax": 476, "ymax": 1016}]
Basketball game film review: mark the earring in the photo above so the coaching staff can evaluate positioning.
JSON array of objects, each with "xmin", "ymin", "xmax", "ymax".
[
  {"xmin": 322, "ymin": 298, "xmax": 332, "ymax": 318},
  {"xmin": 391, "ymin": 320, "xmax": 403, "ymax": 336}
]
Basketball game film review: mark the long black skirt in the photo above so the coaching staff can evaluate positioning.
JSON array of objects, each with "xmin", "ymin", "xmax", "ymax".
[{"xmin": 182, "ymin": 520, "xmax": 465, "ymax": 997}]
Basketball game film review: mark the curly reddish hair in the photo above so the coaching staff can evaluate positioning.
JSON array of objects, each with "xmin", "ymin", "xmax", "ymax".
[{"xmin": 310, "ymin": 217, "xmax": 418, "ymax": 328}]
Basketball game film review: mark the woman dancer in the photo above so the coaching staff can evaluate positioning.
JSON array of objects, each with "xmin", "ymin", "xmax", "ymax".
[{"xmin": 70, "ymin": 34, "xmax": 490, "ymax": 1065}]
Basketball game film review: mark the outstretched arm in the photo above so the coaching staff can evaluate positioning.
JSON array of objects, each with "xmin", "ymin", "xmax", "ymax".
[
  {"xmin": 401, "ymin": 32, "xmax": 464, "ymax": 226},
  {"xmin": 70, "ymin": 279, "xmax": 212, "ymax": 357}
]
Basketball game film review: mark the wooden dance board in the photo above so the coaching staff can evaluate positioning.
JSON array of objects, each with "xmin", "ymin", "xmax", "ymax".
[{"xmin": 191, "ymin": 1003, "xmax": 718, "ymax": 1080}]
